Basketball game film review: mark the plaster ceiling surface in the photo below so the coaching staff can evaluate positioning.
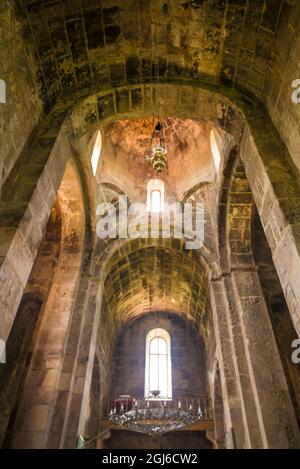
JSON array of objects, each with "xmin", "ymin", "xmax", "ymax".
[{"xmin": 98, "ymin": 117, "xmax": 218, "ymax": 202}]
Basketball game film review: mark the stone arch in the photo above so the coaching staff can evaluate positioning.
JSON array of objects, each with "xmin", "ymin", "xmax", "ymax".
[
  {"xmin": 2, "ymin": 84, "xmax": 300, "ymax": 336},
  {"xmin": 97, "ymin": 181, "xmax": 132, "ymax": 214},
  {"xmin": 217, "ymin": 145, "xmax": 239, "ymax": 271},
  {"xmin": 6, "ymin": 160, "xmax": 85, "ymax": 448},
  {"xmin": 64, "ymin": 234, "xmax": 213, "ymax": 448},
  {"xmin": 41, "ymin": 84, "xmax": 300, "ymax": 448},
  {"xmin": 182, "ymin": 181, "xmax": 219, "ymax": 268},
  {"xmin": 217, "ymin": 137, "xmax": 300, "ymax": 337},
  {"xmin": 3, "ymin": 81, "xmax": 300, "ymax": 448},
  {"xmin": 98, "ymin": 238, "xmax": 210, "ymax": 335}
]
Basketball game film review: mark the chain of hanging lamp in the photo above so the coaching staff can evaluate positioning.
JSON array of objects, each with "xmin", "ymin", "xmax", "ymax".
[{"xmin": 145, "ymin": 21, "xmax": 168, "ymax": 174}]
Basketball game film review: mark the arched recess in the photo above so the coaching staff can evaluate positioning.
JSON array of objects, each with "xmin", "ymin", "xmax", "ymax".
[
  {"xmin": 2, "ymin": 82, "xmax": 300, "ymax": 344},
  {"xmin": 95, "ymin": 236, "xmax": 211, "ymax": 390},
  {"xmin": 5, "ymin": 160, "xmax": 85, "ymax": 449},
  {"xmin": 103, "ymin": 311, "xmax": 211, "ymax": 449},
  {"xmin": 2, "ymin": 82, "xmax": 300, "ymax": 448},
  {"xmin": 63, "ymin": 83, "xmax": 300, "ymax": 444},
  {"xmin": 60, "ymin": 233, "xmax": 213, "ymax": 447}
]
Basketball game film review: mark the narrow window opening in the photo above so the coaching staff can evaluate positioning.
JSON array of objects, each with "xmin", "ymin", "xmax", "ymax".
[
  {"xmin": 150, "ymin": 190, "xmax": 161, "ymax": 213},
  {"xmin": 147, "ymin": 179, "xmax": 164, "ymax": 213},
  {"xmin": 210, "ymin": 128, "xmax": 221, "ymax": 171},
  {"xmin": 145, "ymin": 328, "xmax": 172, "ymax": 399},
  {"xmin": 91, "ymin": 130, "xmax": 102, "ymax": 176}
]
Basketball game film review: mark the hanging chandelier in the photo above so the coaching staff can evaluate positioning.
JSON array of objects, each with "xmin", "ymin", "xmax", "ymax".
[
  {"xmin": 146, "ymin": 122, "xmax": 168, "ymax": 173},
  {"xmin": 108, "ymin": 391, "xmax": 203, "ymax": 436}
]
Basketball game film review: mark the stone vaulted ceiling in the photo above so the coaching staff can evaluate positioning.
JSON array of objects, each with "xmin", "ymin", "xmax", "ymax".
[
  {"xmin": 101, "ymin": 239, "xmax": 208, "ymax": 333},
  {"xmin": 18, "ymin": 0, "xmax": 282, "ymax": 108}
]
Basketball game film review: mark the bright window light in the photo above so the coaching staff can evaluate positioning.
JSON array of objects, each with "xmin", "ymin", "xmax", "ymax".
[
  {"xmin": 145, "ymin": 328, "xmax": 172, "ymax": 399},
  {"xmin": 151, "ymin": 190, "xmax": 161, "ymax": 213},
  {"xmin": 91, "ymin": 130, "xmax": 102, "ymax": 176},
  {"xmin": 147, "ymin": 179, "xmax": 164, "ymax": 213},
  {"xmin": 210, "ymin": 128, "xmax": 221, "ymax": 171}
]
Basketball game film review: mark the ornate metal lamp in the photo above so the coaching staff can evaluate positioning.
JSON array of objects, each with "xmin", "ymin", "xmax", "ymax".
[
  {"xmin": 146, "ymin": 122, "xmax": 168, "ymax": 173},
  {"xmin": 109, "ymin": 391, "xmax": 203, "ymax": 436}
]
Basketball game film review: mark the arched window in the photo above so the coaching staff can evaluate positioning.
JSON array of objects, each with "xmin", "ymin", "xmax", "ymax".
[
  {"xmin": 145, "ymin": 328, "xmax": 172, "ymax": 399},
  {"xmin": 210, "ymin": 128, "xmax": 221, "ymax": 171},
  {"xmin": 147, "ymin": 179, "xmax": 164, "ymax": 213},
  {"xmin": 91, "ymin": 130, "xmax": 102, "ymax": 176}
]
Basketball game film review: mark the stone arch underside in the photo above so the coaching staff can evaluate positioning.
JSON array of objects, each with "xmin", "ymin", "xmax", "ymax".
[
  {"xmin": 12, "ymin": 0, "xmax": 285, "ymax": 119},
  {"xmin": 3, "ymin": 80, "xmax": 299, "ymax": 340},
  {"xmin": 100, "ymin": 239, "xmax": 209, "ymax": 337},
  {"xmin": 4, "ymin": 160, "xmax": 86, "ymax": 449},
  {"xmin": 1, "ymin": 80, "xmax": 300, "ymax": 448}
]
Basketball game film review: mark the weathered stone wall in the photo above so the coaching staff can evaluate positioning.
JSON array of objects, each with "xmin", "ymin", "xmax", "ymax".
[
  {"xmin": 264, "ymin": 0, "xmax": 300, "ymax": 174},
  {"xmin": 0, "ymin": 1, "xmax": 42, "ymax": 189},
  {"xmin": 252, "ymin": 207, "xmax": 300, "ymax": 426},
  {"xmin": 111, "ymin": 312, "xmax": 207, "ymax": 399}
]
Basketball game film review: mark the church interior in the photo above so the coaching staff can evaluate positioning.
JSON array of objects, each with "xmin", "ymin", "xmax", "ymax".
[{"xmin": 1, "ymin": 0, "xmax": 300, "ymax": 449}]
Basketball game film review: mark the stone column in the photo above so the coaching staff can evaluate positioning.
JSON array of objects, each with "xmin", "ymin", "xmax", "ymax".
[
  {"xmin": 45, "ymin": 275, "xmax": 101, "ymax": 449},
  {"xmin": 241, "ymin": 127, "xmax": 300, "ymax": 337},
  {"xmin": 210, "ymin": 278, "xmax": 249, "ymax": 448},
  {"xmin": 8, "ymin": 162, "xmax": 85, "ymax": 449},
  {"xmin": 222, "ymin": 272, "xmax": 267, "ymax": 448},
  {"xmin": 231, "ymin": 267, "xmax": 300, "ymax": 448}
]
